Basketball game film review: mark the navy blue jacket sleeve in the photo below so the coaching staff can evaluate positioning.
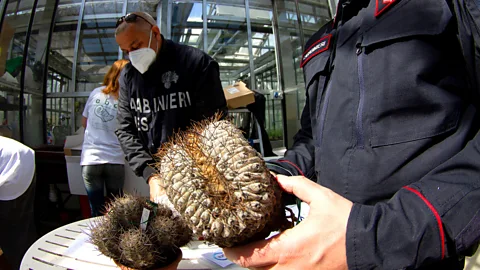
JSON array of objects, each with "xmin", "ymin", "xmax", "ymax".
[
  {"xmin": 347, "ymin": 124, "xmax": 480, "ymax": 269},
  {"xmin": 266, "ymin": 93, "xmax": 316, "ymax": 179},
  {"xmin": 191, "ymin": 58, "xmax": 228, "ymax": 121},
  {"xmin": 115, "ymin": 70, "xmax": 155, "ymax": 182}
]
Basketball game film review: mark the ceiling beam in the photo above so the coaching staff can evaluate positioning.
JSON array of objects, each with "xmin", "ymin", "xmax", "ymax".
[
  {"xmin": 184, "ymin": 28, "xmax": 192, "ymax": 44},
  {"xmin": 229, "ymin": 50, "xmax": 275, "ymax": 78},
  {"xmin": 207, "ymin": 30, "xmax": 222, "ymax": 55},
  {"xmin": 212, "ymin": 30, "xmax": 240, "ymax": 58},
  {"xmin": 171, "ymin": 2, "xmax": 194, "ymax": 43},
  {"xmin": 214, "ymin": 56, "xmax": 249, "ymax": 63}
]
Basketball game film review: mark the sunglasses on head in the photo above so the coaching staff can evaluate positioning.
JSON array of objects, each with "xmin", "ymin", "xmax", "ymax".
[{"xmin": 115, "ymin": 13, "xmax": 153, "ymax": 29}]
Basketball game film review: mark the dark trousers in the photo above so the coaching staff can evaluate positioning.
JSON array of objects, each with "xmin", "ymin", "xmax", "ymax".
[
  {"xmin": 246, "ymin": 92, "xmax": 276, "ymax": 157},
  {"xmin": 0, "ymin": 177, "xmax": 37, "ymax": 270},
  {"xmin": 82, "ymin": 164, "xmax": 125, "ymax": 217}
]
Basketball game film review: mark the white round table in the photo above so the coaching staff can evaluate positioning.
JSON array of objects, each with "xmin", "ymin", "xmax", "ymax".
[{"xmin": 21, "ymin": 217, "xmax": 246, "ymax": 270}]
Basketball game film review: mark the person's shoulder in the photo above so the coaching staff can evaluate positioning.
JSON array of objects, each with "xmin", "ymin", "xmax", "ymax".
[
  {"xmin": 0, "ymin": 137, "xmax": 35, "ymax": 180},
  {"xmin": 0, "ymin": 136, "xmax": 34, "ymax": 158},
  {"xmin": 301, "ymin": 20, "xmax": 334, "ymax": 68},
  {"xmin": 122, "ymin": 62, "xmax": 134, "ymax": 74},
  {"xmin": 172, "ymin": 40, "xmax": 203, "ymax": 55},
  {"xmin": 89, "ymin": 86, "xmax": 106, "ymax": 98},
  {"xmin": 305, "ymin": 20, "xmax": 333, "ymax": 50},
  {"xmin": 92, "ymin": 85, "xmax": 106, "ymax": 93},
  {"xmin": 119, "ymin": 62, "xmax": 135, "ymax": 84},
  {"xmin": 173, "ymin": 41, "xmax": 213, "ymax": 66}
]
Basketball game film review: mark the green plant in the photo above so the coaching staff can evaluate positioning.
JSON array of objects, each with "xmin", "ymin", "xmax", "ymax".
[{"xmin": 267, "ymin": 129, "xmax": 283, "ymax": 140}]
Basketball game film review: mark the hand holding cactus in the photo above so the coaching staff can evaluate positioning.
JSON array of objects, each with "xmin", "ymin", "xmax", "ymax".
[
  {"xmin": 90, "ymin": 116, "xmax": 296, "ymax": 269},
  {"xmin": 223, "ymin": 174, "xmax": 353, "ymax": 270},
  {"xmin": 155, "ymin": 116, "xmax": 293, "ymax": 248},
  {"xmin": 148, "ymin": 175, "xmax": 166, "ymax": 201}
]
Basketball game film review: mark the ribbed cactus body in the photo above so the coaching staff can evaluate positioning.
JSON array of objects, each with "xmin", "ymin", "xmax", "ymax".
[{"xmin": 156, "ymin": 118, "xmax": 289, "ymax": 248}]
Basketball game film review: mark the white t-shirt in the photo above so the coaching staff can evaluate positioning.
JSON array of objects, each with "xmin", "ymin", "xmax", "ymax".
[
  {"xmin": 81, "ymin": 86, "xmax": 125, "ymax": 166},
  {"xmin": 0, "ymin": 136, "xmax": 35, "ymax": 201}
]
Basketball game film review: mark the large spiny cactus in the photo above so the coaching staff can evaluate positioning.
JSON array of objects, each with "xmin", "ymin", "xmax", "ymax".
[{"xmin": 155, "ymin": 115, "xmax": 292, "ymax": 248}]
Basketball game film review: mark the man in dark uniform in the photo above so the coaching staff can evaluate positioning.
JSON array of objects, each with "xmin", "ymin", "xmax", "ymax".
[
  {"xmin": 114, "ymin": 12, "xmax": 227, "ymax": 200},
  {"xmin": 224, "ymin": 0, "xmax": 480, "ymax": 269}
]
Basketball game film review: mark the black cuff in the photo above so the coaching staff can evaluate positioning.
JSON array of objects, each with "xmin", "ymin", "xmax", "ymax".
[
  {"xmin": 346, "ymin": 203, "xmax": 376, "ymax": 270},
  {"xmin": 142, "ymin": 166, "xmax": 156, "ymax": 183},
  {"xmin": 266, "ymin": 162, "xmax": 294, "ymax": 176}
]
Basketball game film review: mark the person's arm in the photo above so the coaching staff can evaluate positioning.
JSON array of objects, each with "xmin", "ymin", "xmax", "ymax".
[
  {"xmin": 346, "ymin": 128, "xmax": 480, "ymax": 269},
  {"xmin": 192, "ymin": 57, "xmax": 228, "ymax": 120},
  {"xmin": 0, "ymin": 137, "xmax": 35, "ymax": 189},
  {"xmin": 266, "ymin": 93, "xmax": 316, "ymax": 179},
  {"xmin": 82, "ymin": 117, "xmax": 87, "ymax": 129},
  {"xmin": 82, "ymin": 92, "xmax": 92, "ymax": 129},
  {"xmin": 224, "ymin": 131, "xmax": 480, "ymax": 269},
  {"xmin": 115, "ymin": 71, "xmax": 156, "ymax": 182}
]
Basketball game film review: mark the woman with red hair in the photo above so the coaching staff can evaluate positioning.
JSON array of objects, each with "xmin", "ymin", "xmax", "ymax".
[{"xmin": 81, "ymin": 59, "xmax": 129, "ymax": 217}]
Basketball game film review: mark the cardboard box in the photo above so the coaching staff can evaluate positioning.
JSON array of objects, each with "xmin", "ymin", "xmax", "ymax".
[
  {"xmin": 65, "ymin": 156, "xmax": 149, "ymax": 196},
  {"xmin": 63, "ymin": 127, "xmax": 84, "ymax": 156},
  {"xmin": 223, "ymin": 81, "xmax": 255, "ymax": 109}
]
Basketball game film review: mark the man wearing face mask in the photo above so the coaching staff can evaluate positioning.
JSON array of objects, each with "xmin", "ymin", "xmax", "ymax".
[{"xmin": 114, "ymin": 12, "xmax": 227, "ymax": 201}]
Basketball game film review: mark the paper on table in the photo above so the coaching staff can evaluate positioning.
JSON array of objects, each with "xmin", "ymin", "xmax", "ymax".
[
  {"xmin": 286, "ymin": 202, "xmax": 310, "ymax": 222},
  {"xmin": 265, "ymin": 203, "xmax": 310, "ymax": 240},
  {"xmin": 182, "ymin": 242, "xmax": 218, "ymax": 260},
  {"xmin": 202, "ymin": 249, "xmax": 234, "ymax": 268},
  {"xmin": 64, "ymin": 228, "xmax": 115, "ymax": 266}
]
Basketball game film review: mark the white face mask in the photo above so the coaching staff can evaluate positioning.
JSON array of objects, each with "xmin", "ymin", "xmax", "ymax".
[{"xmin": 129, "ymin": 30, "xmax": 157, "ymax": 74}]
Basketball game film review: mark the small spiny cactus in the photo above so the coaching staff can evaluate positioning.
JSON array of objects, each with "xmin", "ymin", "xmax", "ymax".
[{"xmin": 89, "ymin": 194, "xmax": 192, "ymax": 269}]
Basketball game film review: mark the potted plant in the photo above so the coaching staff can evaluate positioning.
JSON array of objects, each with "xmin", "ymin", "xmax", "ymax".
[
  {"xmin": 90, "ymin": 116, "xmax": 294, "ymax": 269},
  {"xmin": 89, "ymin": 194, "xmax": 192, "ymax": 270}
]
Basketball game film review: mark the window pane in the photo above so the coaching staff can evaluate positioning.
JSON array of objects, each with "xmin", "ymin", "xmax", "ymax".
[
  {"xmin": 298, "ymin": 0, "xmax": 331, "ymax": 40},
  {"xmin": 206, "ymin": 3, "xmax": 248, "ymax": 86},
  {"xmin": 0, "ymin": 0, "xmax": 36, "ymax": 142},
  {"xmin": 172, "ymin": 1, "xmax": 203, "ymax": 50},
  {"xmin": 46, "ymin": 0, "xmax": 83, "ymax": 139}
]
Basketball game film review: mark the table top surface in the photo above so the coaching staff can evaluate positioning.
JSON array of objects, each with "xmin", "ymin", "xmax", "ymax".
[{"xmin": 21, "ymin": 218, "xmax": 246, "ymax": 270}]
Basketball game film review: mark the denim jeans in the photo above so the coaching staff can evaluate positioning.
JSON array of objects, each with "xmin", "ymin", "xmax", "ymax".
[{"xmin": 81, "ymin": 164, "xmax": 125, "ymax": 217}]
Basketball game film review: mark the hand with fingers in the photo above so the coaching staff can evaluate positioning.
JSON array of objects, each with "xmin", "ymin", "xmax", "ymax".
[
  {"xmin": 148, "ymin": 174, "xmax": 166, "ymax": 202},
  {"xmin": 223, "ymin": 174, "xmax": 353, "ymax": 270}
]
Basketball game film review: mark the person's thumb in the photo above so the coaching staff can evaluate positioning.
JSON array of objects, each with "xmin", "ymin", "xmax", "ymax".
[{"xmin": 276, "ymin": 174, "xmax": 320, "ymax": 205}]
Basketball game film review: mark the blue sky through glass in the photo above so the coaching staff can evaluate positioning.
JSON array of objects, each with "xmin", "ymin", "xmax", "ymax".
[{"xmin": 187, "ymin": 3, "xmax": 203, "ymax": 22}]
